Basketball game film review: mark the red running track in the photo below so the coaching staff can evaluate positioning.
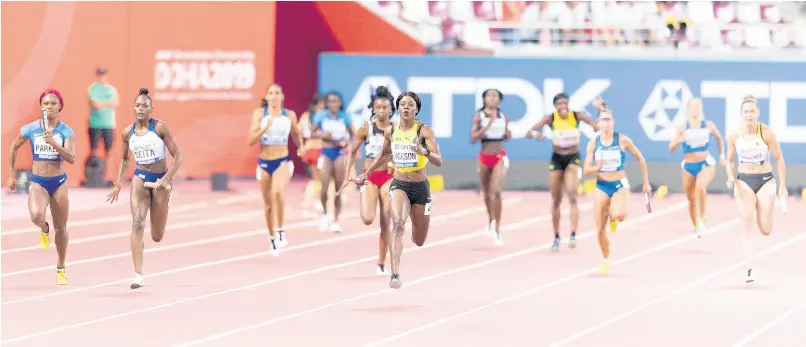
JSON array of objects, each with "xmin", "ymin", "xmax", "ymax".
[{"xmin": 1, "ymin": 183, "xmax": 803, "ymax": 347}]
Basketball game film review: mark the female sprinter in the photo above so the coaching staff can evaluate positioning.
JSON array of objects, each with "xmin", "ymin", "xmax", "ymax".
[
  {"xmin": 297, "ymin": 93, "xmax": 326, "ymax": 214},
  {"xmin": 669, "ymin": 98, "xmax": 726, "ymax": 238},
  {"xmin": 248, "ymin": 83, "xmax": 304, "ymax": 255},
  {"xmin": 582, "ymin": 102, "xmax": 650, "ymax": 275},
  {"xmin": 470, "ymin": 89, "xmax": 511, "ymax": 245},
  {"xmin": 350, "ymin": 91, "xmax": 443, "ymax": 289},
  {"xmin": 341, "ymin": 86, "xmax": 395, "ymax": 275},
  {"xmin": 725, "ymin": 95, "xmax": 787, "ymax": 283},
  {"xmin": 527, "ymin": 92, "xmax": 599, "ymax": 251},
  {"xmin": 7, "ymin": 89, "xmax": 75, "ymax": 285},
  {"xmin": 107, "ymin": 88, "xmax": 183, "ymax": 289},
  {"xmin": 310, "ymin": 91, "xmax": 354, "ymax": 233}
]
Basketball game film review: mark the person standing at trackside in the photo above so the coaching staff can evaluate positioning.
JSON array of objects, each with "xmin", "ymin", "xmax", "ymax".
[
  {"xmin": 724, "ymin": 95, "xmax": 787, "ymax": 284},
  {"xmin": 87, "ymin": 67, "xmax": 119, "ymax": 176},
  {"xmin": 527, "ymin": 93, "xmax": 599, "ymax": 252},
  {"xmin": 7, "ymin": 89, "xmax": 76, "ymax": 285}
]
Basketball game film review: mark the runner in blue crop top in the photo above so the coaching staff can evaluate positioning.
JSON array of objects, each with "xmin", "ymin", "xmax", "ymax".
[
  {"xmin": 668, "ymin": 98, "xmax": 726, "ymax": 239},
  {"xmin": 7, "ymin": 89, "xmax": 76, "ymax": 285},
  {"xmin": 106, "ymin": 88, "xmax": 183, "ymax": 290},
  {"xmin": 309, "ymin": 91, "xmax": 354, "ymax": 233},
  {"xmin": 582, "ymin": 101, "xmax": 651, "ymax": 276}
]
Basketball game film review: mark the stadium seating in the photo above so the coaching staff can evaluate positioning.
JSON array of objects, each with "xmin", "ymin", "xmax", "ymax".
[{"xmin": 365, "ymin": 1, "xmax": 806, "ymax": 50}]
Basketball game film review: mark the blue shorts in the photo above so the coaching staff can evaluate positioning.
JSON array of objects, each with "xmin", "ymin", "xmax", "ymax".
[
  {"xmin": 30, "ymin": 173, "xmax": 67, "ymax": 196},
  {"xmin": 258, "ymin": 156, "xmax": 290, "ymax": 176},
  {"xmin": 320, "ymin": 147, "xmax": 344, "ymax": 162},
  {"xmin": 134, "ymin": 168, "xmax": 166, "ymax": 189},
  {"xmin": 596, "ymin": 178, "xmax": 629, "ymax": 198},
  {"xmin": 681, "ymin": 155, "xmax": 715, "ymax": 178}
]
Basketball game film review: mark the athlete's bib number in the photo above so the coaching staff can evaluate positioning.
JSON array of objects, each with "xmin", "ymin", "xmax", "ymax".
[
  {"xmin": 482, "ymin": 118, "xmax": 506, "ymax": 139},
  {"xmin": 684, "ymin": 128, "xmax": 709, "ymax": 148},
  {"xmin": 595, "ymin": 149, "xmax": 622, "ymax": 172},
  {"xmin": 553, "ymin": 130, "xmax": 579, "ymax": 148},
  {"xmin": 261, "ymin": 129, "xmax": 290, "ymax": 145},
  {"xmin": 131, "ymin": 142, "xmax": 160, "ymax": 165},
  {"xmin": 366, "ymin": 135, "xmax": 384, "ymax": 157},
  {"xmin": 321, "ymin": 119, "xmax": 349, "ymax": 141},
  {"xmin": 392, "ymin": 143, "xmax": 418, "ymax": 168},
  {"xmin": 32, "ymin": 135, "xmax": 61, "ymax": 160}
]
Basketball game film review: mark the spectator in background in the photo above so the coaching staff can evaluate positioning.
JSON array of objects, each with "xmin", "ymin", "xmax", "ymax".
[{"xmin": 87, "ymin": 67, "xmax": 119, "ymax": 182}]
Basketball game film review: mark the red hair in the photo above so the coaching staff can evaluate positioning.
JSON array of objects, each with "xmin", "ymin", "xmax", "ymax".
[{"xmin": 39, "ymin": 89, "xmax": 64, "ymax": 112}]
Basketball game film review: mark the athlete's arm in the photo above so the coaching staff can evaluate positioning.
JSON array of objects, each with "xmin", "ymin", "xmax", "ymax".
[
  {"xmin": 622, "ymin": 134, "xmax": 650, "ymax": 191},
  {"xmin": 504, "ymin": 115, "xmax": 512, "ymax": 140},
  {"xmin": 576, "ymin": 111, "xmax": 599, "ymax": 132},
  {"xmin": 469, "ymin": 112, "xmax": 491, "ymax": 143},
  {"xmin": 363, "ymin": 128, "xmax": 392, "ymax": 174},
  {"xmin": 527, "ymin": 114, "xmax": 553, "ymax": 138},
  {"xmin": 345, "ymin": 123, "xmax": 369, "ymax": 175},
  {"xmin": 762, "ymin": 124, "xmax": 786, "ymax": 193},
  {"xmin": 706, "ymin": 121, "xmax": 726, "ymax": 162},
  {"xmin": 45, "ymin": 127, "xmax": 76, "ymax": 164},
  {"xmin": 419, "ymin": 125, "xmax": 443, "ymax": 167},
  {"xmin": 668, "ymin": 123, "xmax": 686, "ymax": 152},
  {"xmin": 157, "ymin": 121, "xmax": 183, "ymax": 181},
  {"xmin": 582, "ymin": 140, "xmax": 598, "ymax": 176},
  {"xmin": 115, "ymin": 127, "xmax": 132, "ymax": 185},
  {"xmin": 724, "ymin": 132, "xmax": 737, "ymax": 181},
  {"xmin": 6, "ymin": 133, "xmax": 28, "ymax": 191},
  {"xmin": 247, "ymin": 109, "xmax": 270, "ymax": 145},
  {"xmin": 287, "ymin": 110, "xmax": 304, "ymax": 148}
]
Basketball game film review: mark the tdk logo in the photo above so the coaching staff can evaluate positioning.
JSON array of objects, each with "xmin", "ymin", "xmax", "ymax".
[{"xmin": 637, "ymin": 80, "xmax": 694, "ymax": 141}]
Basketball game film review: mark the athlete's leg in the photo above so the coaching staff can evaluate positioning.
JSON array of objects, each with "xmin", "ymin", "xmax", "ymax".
[
  {"xmin": 318, "ymin": 157, "xmax": 334, "ymax": 230},
  {"xmin": 682, "ymin": 170, "xmax": 698, "ymax": 227},
  {"xmin": 148, "ymin": 187, "xmax": 170, "ymax": 243},
  {"xmin": 488, "ymin": 157, "xmax": 507, "ymax": 237},
  {"xmin": 271, "ymin": 161, "xmax": 294, "ymax": 234},
  {"xmin": 389, "ymin": 188, "xmax": 411, "ymax": 288},
  {"xmin": 755, "ymin": 180, "xmax": 777, "ymax": 236},
  {"xmin": 609, "ymin": 184, "xmax": 630, "ymax": 223},
  {"xmin": 697, "ymin": 164, "xmax": 716, "ymax": 220},
  {"xmin": 129, "ymin": 177, "xmax": 151, "ymax": 276},
  {"xmin": 562, "ymin": 164, "xmax": 580, "ymax": 247},
  {"xmin": 331, "ymin": 155, "xmax": 348, "ymax": 228},
  {"xmin": 735, "ymin": 180, "xmax": 758, "ymax": 271},
  {"xmin": 478, "ymin": 161, "xmax": 493, "ymax": 230},
  {"xmin": 377, "ymin": 179, "xmax": 393, "ymax": 274},
  {"xmin": 548, "ymin": 169, "xmax": 564, "ymax": 251},
  {"xmin": 594, "ymin": 189, "xmax": 612, "ymax": 274},
  {"xmin": 361, "ymin": 180, "xmax": 380, "ymax": 225},
  {"xmin": 27, "ymin": 184, "xmax": 51, "ymax": 250},
  {"xmin": 49, "ymin": 184, "xmax": 70, "ymax": 273}
]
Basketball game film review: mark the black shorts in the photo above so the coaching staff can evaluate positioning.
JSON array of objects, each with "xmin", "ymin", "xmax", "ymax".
[
  {"xmin": 549, "ymin": 152, "xmax": 580, "ymax": 172},
  {"xmin": 737, "ymin": 172, "xmax": 774, "ymax": 194},
  {"xmin": 89, "ymin": 127, "xmax": 114, "ymax": 151},
  {"xmin": 389, "ymin": 179, "xmax": 431, "ymax": 206}
]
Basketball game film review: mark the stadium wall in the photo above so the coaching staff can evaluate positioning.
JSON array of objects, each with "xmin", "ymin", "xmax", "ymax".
[{"xmin": 318, "ymin": 53, "xmax": 806, "ymax": 194}]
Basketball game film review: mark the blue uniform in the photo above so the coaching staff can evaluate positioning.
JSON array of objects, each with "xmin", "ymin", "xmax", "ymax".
[
  {"xmin": 20, "ymin": 120, "xmax": 75, "ymax": 196},
  {"xmin": 593, "ymin": 132, "xmax": 628, "ymax": 198},
  {"xmin": 257, "ymin": 107, "xmax": 293, "ymax": 176},
  {"xmin": 313, "ymin": 109, "xmax": 352, "ymax": 162},
  {"xmin": 680, "ymin": 120, "xmax": 715, "ymax": 177}
]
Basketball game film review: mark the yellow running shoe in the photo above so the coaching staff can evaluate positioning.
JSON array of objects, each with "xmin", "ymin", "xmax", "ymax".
[
  {"xmin": 56, "ymin": 267, "xmax": 68, "ymax": 285},
  {"xmin": 595, "ymin": 260, "xmax": 611, "ymax": 275},
  {"xmin": 609, "ymin": 219, "xmax": 619, "ymax": 233},
  {"xmin": 39, "ymin": 222, "xmax": 50, "ymax": 250}
]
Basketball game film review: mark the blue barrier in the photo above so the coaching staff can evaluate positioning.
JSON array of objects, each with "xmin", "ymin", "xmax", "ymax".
[{"xmin": 318, "ymin": 54, "xmax": 806, "ymax": 163}]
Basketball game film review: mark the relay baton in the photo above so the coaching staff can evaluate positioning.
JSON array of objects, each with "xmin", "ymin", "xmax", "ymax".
[
  {"xmin": 780, "ymin": 195, "xmax": 788, "ymax": 214},
  {"xmin": 644, "ymin": 191, "xmax": 652, "ymax": 213},
  {"xmin": 144, "ymin": 182, "xmax": 172, "ymax": 191}
]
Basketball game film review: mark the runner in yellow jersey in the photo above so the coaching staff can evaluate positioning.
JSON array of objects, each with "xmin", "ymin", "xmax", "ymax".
[
  {"xmin": 527, "ymin": 93, "xmax": 599, "ymax": 252},
  {"xmin": 349, "ymin": 91, "xmax": 443, "ymax": 289}
]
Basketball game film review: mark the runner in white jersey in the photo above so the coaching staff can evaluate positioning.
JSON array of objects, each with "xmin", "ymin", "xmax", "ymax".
[
  {"xmin": 339, "ymin": 86, "xmax": 395, "ymax": 275},
  {"xmin": 297, "ymin": 93, "xmax": 326, "ymax": 214},
  {"xmin": 470, "ymin": 89, "xmax": 511, "ymax": 245},
  {"xmin": 107, "ymin": 88, "xmax": 183, "ymax": 289},
  {"xmin": 248, "ymin": 83, "xmax": 304, "ymax": 255},
  {"xmin": 725, "ymin": 95, "xmax": 787, "ymax": 284}
]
